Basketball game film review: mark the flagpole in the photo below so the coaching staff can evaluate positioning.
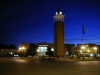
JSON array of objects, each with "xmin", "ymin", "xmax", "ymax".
[
  {"xmin": 82, "ymin": 24, "xmax": 83, "ymax": 44},
  {"xmin": 82, "ymin": 24, "xmax": 85, "ymax": 60},
  {"xmin": 86, "ymin": 27, "xmax": 90, "ymax": 55},
  {"xmin": 82, "ymin": 24, "xmax": 84, "ymax": 45},
  {"xmin": 86, "ymin": 28, "xmax": 88, "ymax": 45},
  {"xmin": 82, "ymin": 29, "xmax": 83, "ymax": 44}
]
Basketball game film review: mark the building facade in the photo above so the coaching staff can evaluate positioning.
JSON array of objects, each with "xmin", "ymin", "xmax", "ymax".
[
  {"xmin": 0, "ymin": 49, "xmax": 18, "ymax": 57},
  {"xmin": 36, "ymin": 42, "xmax": 75, "ymax": 57},
  {"xmin": 76, "ymin": 44, "xmax": 100, "ymax": 57}
]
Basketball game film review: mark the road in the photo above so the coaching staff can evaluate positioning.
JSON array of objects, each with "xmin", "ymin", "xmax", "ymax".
[{"xmin": 0, "ymin": 57, "xmax": 100, "ymax": 75}]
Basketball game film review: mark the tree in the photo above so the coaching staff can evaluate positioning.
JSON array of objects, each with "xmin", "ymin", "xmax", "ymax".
[
  {"xmin": 26, "ymin": 43, "xmax": 37, "ymax": 57},
  {"xmin": 46, "ymin": 47, "xmax": 53, "ymax": 56},
  {"xmin": 9, "ymin": 44, "xmax": 16, "ymax": 49},
  {"xmin": 0, "ymin": 44, "xmax": 9, "ymax": 49}
]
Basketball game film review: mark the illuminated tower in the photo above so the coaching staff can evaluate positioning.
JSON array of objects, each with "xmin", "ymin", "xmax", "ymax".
[{"xmin": 53, "ymin": 7, "xmax": 65, "ymax": 57}]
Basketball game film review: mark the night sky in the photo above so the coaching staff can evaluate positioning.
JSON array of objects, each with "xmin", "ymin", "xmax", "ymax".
[{"xmin": 0, "ymin": 0, "xmax": 100, "ymax": 47}]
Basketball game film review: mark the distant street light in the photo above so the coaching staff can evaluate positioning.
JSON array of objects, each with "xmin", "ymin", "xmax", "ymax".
[
  {"xmin": 18, "ymin": 46, "xmax": 26, "ymax": 57},
  {"xmin": 81, "ymin": 46, "xmax": 86, "ymax": 49},
  {"xmin": 87, "ymin": 50, "xmax": 90, "ymax": 53},
  {"xmin": 19, "ymin": 46, "xmax": 25, "ymax": 51},
  {"xmin": 51, "ymin": 48, "xmax": 54, "ymax": 51},
  {"xmin": 93, "ymin": 47, "xmax": 97, "ymax": 50},
  {"xmin": 37, "ymin": 50, "xmax": 39, "ymax": 52}
]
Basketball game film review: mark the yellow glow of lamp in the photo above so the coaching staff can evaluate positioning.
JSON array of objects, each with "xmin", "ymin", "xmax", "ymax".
[
  {"xmin": 81, "ymin": 46, "xmax": 86, "ymax": 49},
  {"xmin": 94, "ymin": 47, "xmax": 97, "ymax": 50},
  {"xmin": 22, "ymin": 46, "xmax": 25, "ymax": 50},
  {"xmin": 37, "ymin": 50, "xmax": 39, "ymax": 52},
  {"xmin": 19, "ymin": 47, "xmax": 21, "ymax": 50},
  {"xmin": 87, "ymin": 50, "xmax": 90, "ymax": 53},
  {"xmin": 79, "ymin": 50, "xmax": 82, "ymax": 53},
  {"xmin": 51, "ymin": 48, "xmax": 54, "ymax": 51}
]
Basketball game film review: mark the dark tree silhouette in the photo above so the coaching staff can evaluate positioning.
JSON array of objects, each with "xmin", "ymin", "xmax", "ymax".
[
  {"xmin": 0, "ymin": 44, "xmax": 9, "ymax": 49},
  {"xmin": 9, "ymin": 44, "xmax": 16, "ymax": 49},
  {"xmin": 46, "ymin": 47, "xmax": 53, "ymax": 56},
  {"xmin": 26, "ymin": 43, "xmax": 37, "ymax": 57}
]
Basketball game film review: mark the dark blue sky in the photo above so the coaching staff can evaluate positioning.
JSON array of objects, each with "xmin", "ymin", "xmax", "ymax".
[{"xmin": 0, "ymin": 0, "xmax": 100, "ymax": 47}]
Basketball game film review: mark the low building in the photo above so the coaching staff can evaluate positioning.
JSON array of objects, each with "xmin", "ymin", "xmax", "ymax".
[
  {"xmin": 36, "ymin": 42, "xmax": 75, "ymax": 57},
  {"xmin": 0, "ymin": 49, "xmax": 18, "ymax": 57},
  {"xmin": 76, "ymin": 43, "xmax": 100, "ymax": 57}
]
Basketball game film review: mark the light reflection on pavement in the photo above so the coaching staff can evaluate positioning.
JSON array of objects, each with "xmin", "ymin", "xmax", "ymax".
[{"xmin": 14, "ymin": 58, "xmax": 28, "ymax": 63}]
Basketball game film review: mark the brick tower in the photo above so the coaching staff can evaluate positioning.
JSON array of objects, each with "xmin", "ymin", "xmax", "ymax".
[{"xmin": 53, "ymin": 7, "xmax": 65, "ymax": 57}]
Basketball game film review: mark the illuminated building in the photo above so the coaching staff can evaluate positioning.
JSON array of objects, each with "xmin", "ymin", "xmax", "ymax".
[
  {"xmin": 76, "ymin": 44, "xmax": 100, "ymax": 57},
  {"xmin": 53, "ymin": 7, "xmax": 65, "ymax": 57}
]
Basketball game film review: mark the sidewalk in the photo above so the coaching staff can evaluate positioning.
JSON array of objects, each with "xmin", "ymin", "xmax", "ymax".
[
  {"xmin": 55, "ymin": 57, "xmax": 75, "ymax": 61},
  {"xmin": 75, "ymin": 57, "xmax": 100, "ymax": 61},
  {"xmin": 54, "ymin": 57, "xmax": 100, "ymax": 61}
]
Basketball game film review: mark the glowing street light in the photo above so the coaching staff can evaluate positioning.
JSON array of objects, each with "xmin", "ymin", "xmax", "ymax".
[
  {"xmin": 81, "ymin": 45, "xmax": 86, "ymax": 49},
  {"xmin": 22, "ymin": 46, "xmax": 25, "ymax": 50},
  {"xmin": 18, "ymin": 46, "xmax": 26, "ymax": 57},
  {"xmin": 19, "ymin": 46, "xmax": 25, "ymax": 51},
  {"xmin": 51, "ymin": 48, "xmax": 54, "ymax": 51},
  {"xmin": 93, "ymin": 47, "xmax": 97, "ymax": 50},
  {"xmin": 87, "ymin": 50, "xmax": 90, "ymax": 53},
  {"xmin": 79, "ymin": 50, "xmax": 82, "ymax": 54},
  {"xmin": 19, "ymin": 47, "xmax": 21, "ymax": 50},
  {"xmin": 37, "ymin": 50, "xmax": 39, "ymax": 52}
]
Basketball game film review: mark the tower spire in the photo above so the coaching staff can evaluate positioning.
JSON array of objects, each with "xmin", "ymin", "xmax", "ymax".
[
  {"xmin": 56, "ymin": 6, "xmax": 62, "ymax": 15},
  {"xmin": 54, "ymin": 7, "xmax": 64, "ymax": 22}
]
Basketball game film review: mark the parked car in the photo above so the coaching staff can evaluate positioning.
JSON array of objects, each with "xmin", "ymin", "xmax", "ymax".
[{"xmin": 14, "ymin": 54, "xmax": 19, "ymax": 57}]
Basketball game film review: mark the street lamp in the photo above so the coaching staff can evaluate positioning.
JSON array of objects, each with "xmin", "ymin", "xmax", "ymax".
[
  {"xmin": 22, "ymin": 46, "xmax": 25, "ymax": 50},
  {"xmin": 87, "ymin": 50, "xmax": 90, "ymax": 53},
  {"xmin": 93, "ymin": 47, "xmax": 97, "ymax": 50},
  {"xmin": 37, "ymin": 50, "xmax": 39, "ymax": 52},
  {"xmin": 81, "ymin": 46, "xmax": 86, "ymax": 50},
  {"xmin": 51, "ymin": 48, "xmax": 54, "ymax": 51}
]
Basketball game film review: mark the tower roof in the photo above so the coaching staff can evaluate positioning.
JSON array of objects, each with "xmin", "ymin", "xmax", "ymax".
[
  {"xmin": 57, "ymin": 7, "xmax": 61, "ymax": 12},
  {"xmin": 56, "ymin": 7, "xmax": 62, "ymax": 15}
]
